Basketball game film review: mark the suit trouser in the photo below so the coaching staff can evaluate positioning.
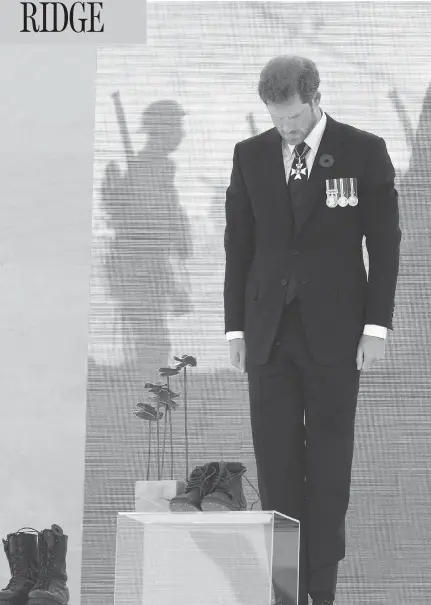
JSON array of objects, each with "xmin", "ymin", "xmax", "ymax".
[{"xmin": 246, "ymin": 297, "xmax": 361, "ymax": 603}]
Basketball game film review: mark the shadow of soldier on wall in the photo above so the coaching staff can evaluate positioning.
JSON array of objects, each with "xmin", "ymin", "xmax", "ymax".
[{"xmin": 104, "ymin": 98, "xmax": 193, "ymax": 373}]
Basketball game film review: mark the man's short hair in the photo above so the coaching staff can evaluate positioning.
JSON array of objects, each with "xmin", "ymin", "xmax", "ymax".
[{"xmin": 258, "ymin": 55, "xmax": 320, "ymax": 105}]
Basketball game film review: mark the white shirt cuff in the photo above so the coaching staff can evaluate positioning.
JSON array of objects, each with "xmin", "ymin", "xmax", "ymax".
[
  {"xmin": 363, "ymin": 324, "xmax": 387, "ymax": 339},
  {"xmin": 227, "ymin": 327, "xmax": 387, "ymax": 339},
  {"xmin": 226, "ymin": 331, "xmax": 245, "ymax": 340}
]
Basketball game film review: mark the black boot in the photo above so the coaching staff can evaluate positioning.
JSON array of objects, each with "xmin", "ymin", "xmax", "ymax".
[
  {"xmin": 201, "ymin": 461, "xmax": 247, "ymax": 511},
  {"xmin": 28, "ymin": 526, "xmax": 69, "ymax": 605},
  {"xmin": 0, "ymin": 528, "xmax": 39, "ymax": 605},
  {"xmin": 170, "ymin": 462, "xmax": 220, "ymax": 511}
]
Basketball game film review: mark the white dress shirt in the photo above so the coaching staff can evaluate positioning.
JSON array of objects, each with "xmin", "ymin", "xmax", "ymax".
[{"xmin": 226, "ymin": 111, "xmax": 387, "ymax": 341}]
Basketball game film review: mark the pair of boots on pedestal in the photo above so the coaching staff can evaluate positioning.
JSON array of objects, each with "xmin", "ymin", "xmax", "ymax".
[
  {"xmin": 171, "ymin": 462, "xmax": 312, "ymax": 605},
  {"xmin": 0, "ymin": 525, "xmax": 69, "ymax": 605},
  {"xmin": 170, "ymin": 461, "xmax": 248, "ymax": 511}
]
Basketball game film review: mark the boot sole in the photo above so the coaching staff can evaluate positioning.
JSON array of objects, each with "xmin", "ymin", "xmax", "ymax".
[
  {"xmin": 169, "ymin": 500, "xmax": 201, "ymax": 512},
  {"xmin": 28, "ymin": 596, "xmax": 68, "ymax": 605},
  {"xmin": 29, "ymin": 600, "xmax": 67, "ymax": 605},
  {"xmin": 200, "ymin": 497, "xmax": 244, "ymax": 512}
]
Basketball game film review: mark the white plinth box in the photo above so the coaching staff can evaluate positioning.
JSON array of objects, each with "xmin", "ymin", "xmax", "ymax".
[
  {"xmin": 135, "ymin": 480, "xmax": 187, "ymax": 513},
  {"xmin": 114, "ymin": 511, "xmax": 300, "ymax": 605}
]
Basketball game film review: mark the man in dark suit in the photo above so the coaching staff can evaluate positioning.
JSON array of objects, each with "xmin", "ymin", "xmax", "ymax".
[{"xmin": 224, "ymin": 56, "xmax": 401, "ymax": 605}]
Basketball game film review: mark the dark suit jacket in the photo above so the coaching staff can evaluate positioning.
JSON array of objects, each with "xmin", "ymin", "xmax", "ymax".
[{"xmin": 224, "ymin": 114, "xmax": 402, "ymax": 366}]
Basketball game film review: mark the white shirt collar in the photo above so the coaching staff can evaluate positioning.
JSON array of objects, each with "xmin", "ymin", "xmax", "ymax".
[{"xmin": 286, "ymin": 110, "xmax": 327, "ymax": 155}]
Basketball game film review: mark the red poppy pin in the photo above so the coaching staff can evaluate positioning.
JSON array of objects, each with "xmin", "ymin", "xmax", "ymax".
[{"xmin": 319, "ymin": 154, "xmax": 334, "ymax": 168}]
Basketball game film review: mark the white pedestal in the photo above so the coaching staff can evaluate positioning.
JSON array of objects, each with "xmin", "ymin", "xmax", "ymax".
[{"xmin": 114, "ymin": 511, "xmax": 300, "ymax": 605}]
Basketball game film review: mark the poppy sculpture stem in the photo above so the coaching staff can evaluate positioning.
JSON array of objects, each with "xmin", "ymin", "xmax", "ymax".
[
  {"xmin": 156, "ymin": 400, "xmax": 161, "ymax": 480},
  {"xmin": 146, "ymin": 421, "xmax": 152, "ymax": 481},
  {"xmin": 160, "ymin": 407, "xmax": 168, "ymax": 477},
  {"xmin": 184, "ymin": 367, "xmax": 189, "ymax": 479},
  {"xmin": 169, "ymin": 408, "xmax": 174, "ymax": 480}
]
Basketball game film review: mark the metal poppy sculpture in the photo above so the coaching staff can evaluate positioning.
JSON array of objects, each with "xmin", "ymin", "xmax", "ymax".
[{"xmin": 134, "ymin": 353, "xmax": 197, "ymax": 481}]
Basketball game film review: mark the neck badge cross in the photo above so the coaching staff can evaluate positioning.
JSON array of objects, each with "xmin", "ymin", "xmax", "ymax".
[{"xmin": 291, "ymin": 158, "xmax": 307, "ymax": 180}]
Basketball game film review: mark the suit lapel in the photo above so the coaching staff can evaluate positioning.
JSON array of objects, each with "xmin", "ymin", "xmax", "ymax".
[
  {"xmin": 262, "ymin": 128, "xmax": 294, "ymax": 224},
  {"xmin": 293, "ymin": 114, "xmax": 348, "ymax": 238}
]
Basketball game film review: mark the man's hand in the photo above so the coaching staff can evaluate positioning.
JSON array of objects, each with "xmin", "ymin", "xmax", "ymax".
[
  {"xmin": 356, "ymin": 334, "xmax": 386, "ymax": 371},
  {"xmin": 229, "ymin": 338, "xmax": 247, "ymax": 374}
]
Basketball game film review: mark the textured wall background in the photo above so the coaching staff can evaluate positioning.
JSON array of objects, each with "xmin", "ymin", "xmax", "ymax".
[{"xmin": 82, "ymin": 3, "xmax": 431, "ymax": 605}]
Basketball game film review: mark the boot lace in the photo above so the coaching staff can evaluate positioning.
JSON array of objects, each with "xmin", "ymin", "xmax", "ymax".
[
  {"xmin": 2, "ymin": 528, "xmax": 38, "ymax": 591},
  {"xmin": 212, "ymin": 464, "xmax": 261, "ymax": 511},
  {"xmin": 244, "ymin": 475, "xmax": 260, "ymax": 510},
  {"xmin": 211, "ymin": 465, "xmax": 243, "ymax": 500},
  {"xmin": 32, "ymin": 533, "xmax": 57, "ymax": 592},
  {"xmin": 185, "ymin": 465, "xmax": 219, "ymax": 495}
]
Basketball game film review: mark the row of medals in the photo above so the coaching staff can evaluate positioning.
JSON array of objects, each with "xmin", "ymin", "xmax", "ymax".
[
  {"xmin": 326, "ymin": 177, "xmax": 358, "ymax": 208},
  {"xmin": 294, "ymin": 155, "xmax": 359, "ymax": 208}
]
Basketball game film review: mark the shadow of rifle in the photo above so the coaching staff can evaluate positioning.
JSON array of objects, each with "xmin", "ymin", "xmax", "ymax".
[
  {"xmin": 387, "ymin": 87, "xmax": 415, "ymax": 151},
  {"xmin": 246, "ymin": 112, "xmax": 260, "ymax": 137},
  {"xmin": 112, "ymin": 90, "xmax": 135, "ymax": 173}
]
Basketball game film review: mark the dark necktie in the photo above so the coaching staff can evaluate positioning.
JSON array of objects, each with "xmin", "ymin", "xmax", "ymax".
[
  {"xmin": 288, "ymin": 143, "xmax": 310, "ymax": 228},
  {"xmin": 282, "ymin": 142, "xmax": 311, "ymax": 306}
]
